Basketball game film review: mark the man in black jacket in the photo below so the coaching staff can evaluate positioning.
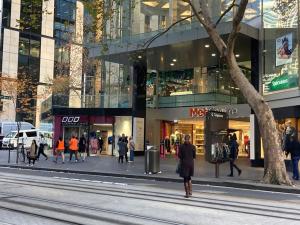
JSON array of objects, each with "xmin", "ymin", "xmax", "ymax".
[{"xmin": 287, "ymin": 136, "xmax": 300, "ymax": 180}]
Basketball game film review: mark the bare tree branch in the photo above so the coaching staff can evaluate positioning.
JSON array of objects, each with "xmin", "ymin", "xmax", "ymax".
[
  {"xmin": 215, "ymin": 0, "xmax": 237, "ymax": 27},
  {"xmin": 188, "ymin": 0, "xmax": 227, "ymax": 55},
  {"xmin": 143, "ymin": 14, "xmax": 195, "ymax": 49},
  {"xmin": 227, "ymin": 0, "xmax": 248, "ymax": 54}
]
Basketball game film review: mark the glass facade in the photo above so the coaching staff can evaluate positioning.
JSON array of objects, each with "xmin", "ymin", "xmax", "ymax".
[
  {"xmin": 146, "ymin": 65, "xmax": 251, "ymax": 108},
  {"xmin": 101, "ymin": 0, "xmax": 261, "ymax": 42},
  {"xmin": 82, "ymin": 60, "xmax": 133, "ymax": 109},
  {"xmin": 262, "ymin": 0, "xmax": 299, "ymax": 94}
]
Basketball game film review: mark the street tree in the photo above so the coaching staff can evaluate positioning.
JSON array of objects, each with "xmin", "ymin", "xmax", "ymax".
[
  {"xmin": 133, "ymin": 0, "xmax": 291, "ymax": 185},
  {"xmin": 181, "ymin": 0, "xmax": 290, "ymax": 185},
  {"xmin": 0, "ymin": 73, "xmax": 51, "ymax": 162}
]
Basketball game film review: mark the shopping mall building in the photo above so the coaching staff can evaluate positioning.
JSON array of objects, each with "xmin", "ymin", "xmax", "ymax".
[{"xmin": 50, "ymin": 0, "xmax": 300, "ymax": 164}]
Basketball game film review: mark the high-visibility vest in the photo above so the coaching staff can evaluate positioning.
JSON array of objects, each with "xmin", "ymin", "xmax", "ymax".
[
  {"xmin": 57, "ymin": 140, "xmax": 65, "ymax": 150},
  {"xmin": 69, "ymin": 138, "xmax": 78, "ymax": 151}
]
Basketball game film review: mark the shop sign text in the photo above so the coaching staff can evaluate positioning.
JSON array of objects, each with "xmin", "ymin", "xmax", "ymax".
[
  {"xmin": 61, "ymin": 116, "xmax": 82, "ymax": 126},
  {"xmin": 190, "ymin": 107, "xmax": 238, "ymax": 118}
]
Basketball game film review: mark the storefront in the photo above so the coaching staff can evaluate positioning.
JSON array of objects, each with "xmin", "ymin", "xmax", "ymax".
[
  {"xmin": 147, "ymin": 104, "xmax": 252, "ymax": 158},
  {"xmin": 53, "ymin": 108, "xmax": 145, "ymax": 156},
  {"xmin": 161, "ymin": 119, "xmax": 250, "ymax": 157}
]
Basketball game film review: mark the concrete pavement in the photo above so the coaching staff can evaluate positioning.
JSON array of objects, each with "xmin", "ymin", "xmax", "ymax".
[{"xmin": 0, "ymin": 149, "xmax": 299, "ymax": 193}]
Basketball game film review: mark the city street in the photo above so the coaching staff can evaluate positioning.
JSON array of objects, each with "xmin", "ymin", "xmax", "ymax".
[{"xmin": 0, "ymin": 168, "xmax": 300, "ymax": 225}]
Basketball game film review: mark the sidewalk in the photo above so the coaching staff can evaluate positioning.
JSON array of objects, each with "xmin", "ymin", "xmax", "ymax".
[{"xmin": 0, "ymin": 150, "xmax": 300, "ymax": 193}]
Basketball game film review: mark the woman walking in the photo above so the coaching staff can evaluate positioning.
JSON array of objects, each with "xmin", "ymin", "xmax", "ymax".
[
  {"xmin": 79, "ymin": 134, "xmax": 87, "ymax": 162},
  {"xmin": 228, "ymin": 134, "xmax": 242, "ymax": 177},
  {"xmin": 118, "ymin": 136, "xmax": 126, "ymax": 163},
  {"xmin": 28, "ymin": 140, "xmax": 38, "ymax": 166},
  {"xmin": 54, "ymin": 136, "xmax": 65, "ymax": 164},
  {"xmin": 37, "ymin": 134, "xmax": 48, "ymax": 160},
  {"xmin": 178, "ymin": 134, "xmax": 196, "ymax": 198},
  {"xmin": 129, "ymin": 137, "xmax": 135, "ymax": 162}
]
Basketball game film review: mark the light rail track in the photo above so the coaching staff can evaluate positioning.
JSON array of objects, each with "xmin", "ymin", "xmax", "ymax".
[{"xmin": 0, "ymin": 174, "xmax": 299, "ymax": 222}]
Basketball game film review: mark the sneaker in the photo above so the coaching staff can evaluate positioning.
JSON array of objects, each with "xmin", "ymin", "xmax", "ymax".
[
  {"xmin": 227, "ymin": 174, "xmax": 233, "ymax": 177},
  {"xmin": 62, "ymin": 162, "xmax": 65, "ymax": 164},
  {"xmin": 75, "ymin": 160, "xmax": 78, "ymax": 163}
]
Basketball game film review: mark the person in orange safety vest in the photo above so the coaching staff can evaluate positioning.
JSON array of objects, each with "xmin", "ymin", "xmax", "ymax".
[
  {"xmin": 54, "ymin": 136, "xmax": 65, "ymax": 164},
  {"xmin": 69, "ymin": 135, "xmax": 79, "ymax": 162}
]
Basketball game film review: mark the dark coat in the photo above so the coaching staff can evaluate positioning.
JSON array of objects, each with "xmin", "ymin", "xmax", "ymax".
[
  {"xmin": 178, "ymin": 143, "xmax": 196, "ymax": 178},
  {"xmin": 118, "ymin": 140, "xmax": 126, "ymax": 156},
  {"xmin": 229, "ymin": 139, "xmax": 239, "ymax": 160},
  {"xmin": 287, "ymin": 140, "xmax": 300, "ymax": 158},
  {"xmin": 79, "ymin": 137, "xmax": 86, "ymax": 151}
]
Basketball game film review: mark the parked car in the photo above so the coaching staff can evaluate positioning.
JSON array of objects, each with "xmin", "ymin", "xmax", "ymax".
[{"xmin": 2, "ymin": 129, "xmax": 40, "ymax": 149}]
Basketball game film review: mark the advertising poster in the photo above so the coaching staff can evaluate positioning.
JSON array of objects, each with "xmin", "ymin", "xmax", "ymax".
[
  {"xmin": 276, "ymin": 33, "xmax": 293, "ymax": 66},
  {"xmin": 133, "ymin": 117, "xmax": 144, "ymax": 151}
]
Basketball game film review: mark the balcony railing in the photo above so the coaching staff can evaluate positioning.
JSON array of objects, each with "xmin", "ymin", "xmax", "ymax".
[{"xmin": 147, "ymin": 93, "xmax": 238, "ymax": 108}]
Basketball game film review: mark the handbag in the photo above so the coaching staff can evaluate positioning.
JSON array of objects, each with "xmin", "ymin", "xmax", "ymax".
[{"xmin": 176, "ymin": 160, "xmax": 182, "ymax": 174}]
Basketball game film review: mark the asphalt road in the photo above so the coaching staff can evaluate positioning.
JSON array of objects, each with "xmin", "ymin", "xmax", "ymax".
[{"xmin": 0, "ymin": 167, "xmax": 299, "ymax": 225}]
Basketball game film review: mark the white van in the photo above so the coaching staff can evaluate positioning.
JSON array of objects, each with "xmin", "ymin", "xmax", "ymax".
[
  {"xmin": 2, "ymin": 129, "xmax": 40, "ymax": 148},
  {"xmin": 0, "ymin": 122, "xmax": 35, "ymax": 137}
]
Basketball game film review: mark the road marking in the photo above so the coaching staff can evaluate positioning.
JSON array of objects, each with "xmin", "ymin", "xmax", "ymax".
[
  {"xmin": 52, "ymin": 176, "xmax": 127, "ymax": 186},
  {"xmin": 193, "ymin": 184, "xmax": 300, "ymax": 196}
]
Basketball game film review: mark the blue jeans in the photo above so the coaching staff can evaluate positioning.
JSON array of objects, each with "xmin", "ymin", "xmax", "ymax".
[
  {"xmin": 292, "ymin": 157, "xmax": 300, "ymax": 180},
  {"xmin": 130, "ymin": 150, "xmax": 134, "ymax": 161}
]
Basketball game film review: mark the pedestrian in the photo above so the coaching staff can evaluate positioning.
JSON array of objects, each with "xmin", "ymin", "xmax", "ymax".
[
  {"xmin": 178, "ymin": 134, "xmax": 196, "ymax": 198},
  {"xmin": 98, "ymin": 137, "xmax": 104, "ymax": 154},
  {"xmin": 54, "ymin": 136, "xmax": 65, "ymax": 164},
  {"xmin": 118, "ymin": 136, "xmax": 126, "ymax": 163},
  {"xmin": 286, "ymin": 136, "xmax": 300, "ymax": 180},
  {"xmin": 129, "ymin": 136, "xmax": 135, "ymax": 162},
  {"xmin": 79, "ymin": 134, "xmax": 87, "ymax": 162},
  {"xmin": 121, "ymin": 134, "xmax": 129, "ymax": 163},
  {"xmin": 164, "ymin": 136, "xmax": 171, "ymax": 153},
  {"xmin": 69, "ymin": 135, "xmax": 79, "ymax": 162},
  {"xmin": 37, "ymin": 134, "xmax": 48, "ymax": 160},
  {"xmin": 228, "ymin": 133, "xmax": 242, "ymax": 177},
  {"xmin": 27, "ymin": 140, "xmax": 38, "ymax": 166}
]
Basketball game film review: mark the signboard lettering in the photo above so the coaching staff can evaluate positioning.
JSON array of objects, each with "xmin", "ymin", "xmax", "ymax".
[
  {"xmin": 190, "ymin": 107, "xmax": 237, "ymax": 118},
  {"xmin": 62, "ymin": 116, "xmax": 80, "ymax": 123}
]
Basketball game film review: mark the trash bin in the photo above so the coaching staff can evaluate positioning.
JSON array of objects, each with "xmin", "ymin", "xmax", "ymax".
[{"xmin": 145, "ymin": 145, "xmax": 160, "ymax": 174}]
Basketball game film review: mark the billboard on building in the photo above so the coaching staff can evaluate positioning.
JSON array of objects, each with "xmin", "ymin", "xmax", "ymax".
[
  {"xmin": 276, "ymin": 33, "xmax": 293, "ymax": 66},
  {"xmin": 263, "ymin": 32, "xmax": 298, "ymax": 94}
]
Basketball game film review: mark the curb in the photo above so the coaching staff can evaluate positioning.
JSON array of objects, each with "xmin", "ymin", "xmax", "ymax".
[{"xmin": 0, "ymin": 164, "xmax": 300, "ymax": 194}]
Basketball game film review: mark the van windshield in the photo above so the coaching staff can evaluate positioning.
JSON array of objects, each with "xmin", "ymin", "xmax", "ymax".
[{"xmin": 6, "ymin": 132, "xmax": 17, "ymax": 138}]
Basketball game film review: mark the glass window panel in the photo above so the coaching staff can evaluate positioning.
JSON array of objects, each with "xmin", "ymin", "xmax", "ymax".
[{"xmin": 19, "ymin": 37, "xmax": 30, "ymax": 55}]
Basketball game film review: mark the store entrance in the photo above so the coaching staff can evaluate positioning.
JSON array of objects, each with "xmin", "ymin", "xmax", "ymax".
[
  {"xmin": 89, "ymin": 124, "xmax": 113, "ymax": 156},
  {"xmin": 161, "ymin": 118, "xmax": 250, "ymax": 157}
]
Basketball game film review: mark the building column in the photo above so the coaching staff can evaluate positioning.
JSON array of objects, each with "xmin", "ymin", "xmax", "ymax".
[
  {"xmin": 250, "ymin": 38, "xmax": 263, "ymax": 166},
  {"xmin": 132, "ymin": 57, "xmax": 147, "ymax": 154},
  {"xmin": 169, "ymin": 0, "xmax": 178, "ymax": 25}
]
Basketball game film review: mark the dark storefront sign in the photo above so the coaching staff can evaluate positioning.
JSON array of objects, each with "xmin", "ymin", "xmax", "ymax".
[
  {"xmin": 54, "ymin": 115, "xmax": 115, "ymax": 142},
  {"xmin": 61, "ymin": 116, "xmax": 88, "ymax": 126},
  {"xmin": 190, "ymin": 107, "xmax": 238, "ymax": 118}
]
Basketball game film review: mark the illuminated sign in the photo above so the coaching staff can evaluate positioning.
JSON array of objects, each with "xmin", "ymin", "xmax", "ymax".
[{"xmin": 190, "ymin": 107, "xmax": 238, "ymax": 118}]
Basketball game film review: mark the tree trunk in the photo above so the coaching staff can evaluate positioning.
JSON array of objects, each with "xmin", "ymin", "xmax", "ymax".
[{"xmin": 226, "ymin": 54, "xmax": 292, "ymax": 185}]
